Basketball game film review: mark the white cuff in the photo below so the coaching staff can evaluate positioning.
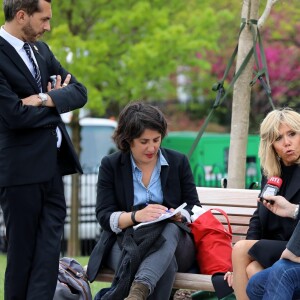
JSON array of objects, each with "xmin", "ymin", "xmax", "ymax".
[{"xmin": 110, "ymin": 211, "xmax": 124, "ymax": 233}]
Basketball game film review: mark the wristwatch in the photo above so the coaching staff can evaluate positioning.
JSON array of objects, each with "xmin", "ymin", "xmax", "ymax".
[{"xmin": 38, "ymin": 93, "xmax": 48, "ymax": 106}]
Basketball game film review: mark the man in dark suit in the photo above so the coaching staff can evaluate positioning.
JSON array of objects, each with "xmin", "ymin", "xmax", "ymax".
[{"xmin": 0, "ymin": 0, "xmax": 87, "ymax": 299}]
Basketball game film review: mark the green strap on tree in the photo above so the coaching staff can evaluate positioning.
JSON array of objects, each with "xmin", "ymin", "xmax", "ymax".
[
  {"xmin": 187, "ymin": 18, "xmax": 274, "ymax": 160},
  {"xmin": 249, "ymin": 20, "xmax": 275, "ymax": 110}
]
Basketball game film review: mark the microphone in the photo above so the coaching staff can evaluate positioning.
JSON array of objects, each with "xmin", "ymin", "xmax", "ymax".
[{"xmin": 260, "ymin": 176, "xmax": 283, "ymax": 204}]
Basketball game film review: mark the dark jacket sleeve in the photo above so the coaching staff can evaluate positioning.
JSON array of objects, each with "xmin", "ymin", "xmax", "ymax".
[
  {"xmin": 246, "ymin": 208, "xmax": 262, "ymax": 240},
  {"xmin": 95, "ymin": 153, "xmax": 124, "ymax": 232},
  {"xmin": 0, "ymin": 40, "xmax": 87, "ymax": 130},
  {"xmin": 286, "ymin": 221, "xmax": 300, "ymax": 256},
  {"xmin": 37, "ymin": 41, "xmax": 87, "ymax": 115}
]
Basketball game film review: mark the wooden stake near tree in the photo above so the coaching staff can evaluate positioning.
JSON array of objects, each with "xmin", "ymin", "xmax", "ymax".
[{"xmin": 227, "ymin": 0, "xmax": 279, "ymax": 188}]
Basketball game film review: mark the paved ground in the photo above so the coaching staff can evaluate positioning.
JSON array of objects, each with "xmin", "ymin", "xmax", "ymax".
[
  {"xmin": 173, "ymin": 289, "xmax": 195, "ymax": 299},
  {"xmin": 173, "ymin": 290, "xmax": 236, "ymax": 300}
]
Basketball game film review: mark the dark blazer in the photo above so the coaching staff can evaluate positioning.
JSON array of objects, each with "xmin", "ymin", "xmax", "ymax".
[
  {"xmin": 0, "ymin": 37, "xmax": 87, "ymax": 186},
  {"xmin": 247, "ymin": 165, "xmax": 300, "ymax": 240},
  {"xmin": 87, "ymin": 148, "xmax": 200, "ymax": 282},
  {"xmin": 287, "ymin": 220, "xmax": 300, "ymax": 256}
]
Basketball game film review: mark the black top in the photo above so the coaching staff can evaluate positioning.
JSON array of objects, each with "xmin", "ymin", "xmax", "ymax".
[
  {"xmin": 247, "ymin": 164, "xmax": 300, "ymax": 241},
  {"xmin": 264, "ymin": 164, "xmax": 298, "ymax": 240},
  {"xmin": 279, "ymin": 163, "xmax": 297, "ymax": 196}
]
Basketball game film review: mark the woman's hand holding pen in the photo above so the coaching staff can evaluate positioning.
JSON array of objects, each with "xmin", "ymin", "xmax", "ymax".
[{"xmin": 135, "ymin": 203, "xmax": 169, "ymax": 223}]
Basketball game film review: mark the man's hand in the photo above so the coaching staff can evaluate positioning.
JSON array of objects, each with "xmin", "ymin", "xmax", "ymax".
[
  {"xmin": 259, "ymin": 195, "xmax": 296, "ymax": 219},
  {"xmin": 47, "ymin": 74, "xmax": 71, "ymax": 91},
  {"xmin": 281, "ymin": 248, "xmax": 300, "ymax": 263},
  {"xmin": 21, "ymin": 95, "xmax": 42, "ymax": 106},
  {"xmin": 22, "ymin": 74, "xmax": 72, "ymax": 107}
]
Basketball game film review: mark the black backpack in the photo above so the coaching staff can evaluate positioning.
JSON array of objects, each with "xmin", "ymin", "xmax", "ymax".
[{"xmin": 53, "ymin": 257, "xmax": 92, "ymax": 300}]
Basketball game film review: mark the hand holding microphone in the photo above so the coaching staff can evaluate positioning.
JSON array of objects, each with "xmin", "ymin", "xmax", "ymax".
[
  {"xmin": 260, "ymin": 176, "xmax": 283, "ymax": 204},
  {"xmin": 261, "ymin": 195, "xmax": 299, "ymax": 219},
  {"xmin": 259, "ymin": 177, "xmax": 299, "ymax": 219}
]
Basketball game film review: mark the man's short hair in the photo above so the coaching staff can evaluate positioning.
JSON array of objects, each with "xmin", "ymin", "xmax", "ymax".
[{"xmin": 3, "ymin": 0, "xmax": 51, "ymax": 22}]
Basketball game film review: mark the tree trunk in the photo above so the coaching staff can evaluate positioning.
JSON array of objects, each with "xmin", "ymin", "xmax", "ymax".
[
  {"xmin": 227, "ymin": 0, "xmax": 260, "ymax": 188},
  {"xmin": 67, "ymin": 111, "xmax": 81, "ymax": 256}
]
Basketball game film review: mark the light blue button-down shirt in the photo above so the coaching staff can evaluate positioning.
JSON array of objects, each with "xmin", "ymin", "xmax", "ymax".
[
  {"xmin": 131, "ymin": 149, "xmax": 168, "ymax": 206},
  {"xmin": 110, "ymin": 150, "xmax": 169, "ymax": 233}
]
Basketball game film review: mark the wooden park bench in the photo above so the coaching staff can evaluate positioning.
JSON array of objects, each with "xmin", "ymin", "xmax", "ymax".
[{"xmin": 91, "ymin": 186, "xmax": 259, "ymax": 292}]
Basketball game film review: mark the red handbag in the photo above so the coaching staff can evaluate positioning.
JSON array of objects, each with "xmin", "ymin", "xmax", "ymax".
[{"xmin": 189, "ymin": 208, "xmax": 233, "ymax": 275}]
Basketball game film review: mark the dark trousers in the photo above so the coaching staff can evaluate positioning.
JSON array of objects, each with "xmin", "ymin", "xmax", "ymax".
[{"xmin": 0, "ymin": 168, "xmax": 66, "ymax": 300}]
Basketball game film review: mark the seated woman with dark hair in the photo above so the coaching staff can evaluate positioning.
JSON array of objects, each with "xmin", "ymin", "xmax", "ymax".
[{"xmin": 87, "ymin": 101, "xmax": 201, "ymax": 300}]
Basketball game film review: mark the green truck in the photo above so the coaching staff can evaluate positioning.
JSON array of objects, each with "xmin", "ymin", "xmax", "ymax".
[{"xmin": 162, "ymin": 132, "xmax": 261, "ymax": 188}]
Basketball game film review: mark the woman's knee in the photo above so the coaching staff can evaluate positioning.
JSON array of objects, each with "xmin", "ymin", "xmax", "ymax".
[
  {"xmin": 232, "ymin": 240, "xmax": 257, "ymax": 263},
  {"xmin": 246, "ymin": 260, "xmax": 264, "ymax": 279}
]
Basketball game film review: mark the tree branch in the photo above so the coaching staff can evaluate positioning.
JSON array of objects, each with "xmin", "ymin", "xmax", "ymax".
[{"xmin": 258, "ymin": 0, "xmax": 279, "ymax": 29}]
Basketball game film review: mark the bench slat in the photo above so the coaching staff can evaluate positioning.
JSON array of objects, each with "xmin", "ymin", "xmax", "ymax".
[
  {"xmin": 173, "ymin": 273, "xmax": 214, "ymax": 291},
  {"xmin": 203, "ymin": 205, "xmax": 256, "ymax": 216},
  {"xmin": 197, "ymin": 187, "xmax": 259, "ymax": 202},
  {"xmin": 217, "ymin": 215, "xmax": 251, "ymax": 225}
]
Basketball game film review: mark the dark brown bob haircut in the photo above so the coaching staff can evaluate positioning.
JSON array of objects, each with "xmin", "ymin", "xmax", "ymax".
[{"xmin": 112, "ymin": 101, "xmax": 168, "ymax": 153}]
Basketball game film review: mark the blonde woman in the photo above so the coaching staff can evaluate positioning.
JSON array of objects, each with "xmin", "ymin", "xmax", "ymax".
[{"xmin": 229, "ymin": 107, "xmax": 300, "ymax": 299}]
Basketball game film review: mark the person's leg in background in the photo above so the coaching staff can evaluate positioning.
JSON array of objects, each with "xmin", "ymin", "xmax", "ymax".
[
  {"xmin": 0, "ymin": 184, "xmax": 43, "ymax": 300},
  {"xmin": 26, "ymin": 169, "xmax": 66, "ymax": 300}
]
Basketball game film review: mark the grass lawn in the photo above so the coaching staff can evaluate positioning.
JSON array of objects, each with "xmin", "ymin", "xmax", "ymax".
[
  {"xmin": 0, "ymin": 254, "xmax": 236, "ymax": 300},
  {"xmin": 0, "ymin": 254, "xmax": 110, "ymax": 299}
]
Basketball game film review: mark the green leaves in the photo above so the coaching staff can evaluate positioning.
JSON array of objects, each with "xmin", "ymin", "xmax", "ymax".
[{"xmin": 42, "ymin": 0, "xmax": 235, "ymax": 114}]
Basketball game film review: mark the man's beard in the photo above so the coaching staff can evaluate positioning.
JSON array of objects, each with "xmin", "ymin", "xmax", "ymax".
[{"xmin": 22, "ymin": 22, "xmax": 42, "ymax": 43}]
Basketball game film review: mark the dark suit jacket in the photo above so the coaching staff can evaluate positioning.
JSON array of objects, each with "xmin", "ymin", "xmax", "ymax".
[
  {"xmin": 87, "ymin": 148, "xmax": 201, "ymax": 282},
  {"xmin": 0, "ymin": 37, "xmax": 87, "ymax": 186},
  {"xmin": 287, "ymin": 220, "xmax": 300, "ymax": 256},
  {"xmin": 247, "ymin": 165, "xmax": 300, "ymax": 240}
]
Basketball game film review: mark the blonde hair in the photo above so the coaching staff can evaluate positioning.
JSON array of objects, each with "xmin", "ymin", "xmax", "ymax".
[{"xmin": 259, "ymin": 107, "xmax": 300, "ymax": 177}]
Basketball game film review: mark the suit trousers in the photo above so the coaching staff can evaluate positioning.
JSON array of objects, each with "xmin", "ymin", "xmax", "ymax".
[
  {"xmin": 107, "ymin": 222, "xmax": 196, "ymax": 299},
  {"xmin": 0, "ymin": 167, "xmax": 66, "ymax": 300}
]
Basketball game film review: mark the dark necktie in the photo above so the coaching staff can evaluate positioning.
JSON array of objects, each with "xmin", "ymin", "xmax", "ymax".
[{"xmin": 23, "ymin": 43, "xmax": 42, "ymax": 91}]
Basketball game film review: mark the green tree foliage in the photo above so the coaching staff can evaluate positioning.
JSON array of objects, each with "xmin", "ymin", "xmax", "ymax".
[
  {"xmin": 0, "ymin": 1, "xmax": 298, "ymax": 121},
  {"xmin": 45, "ymin": 0, "xmax": 236, "ymax": 116},
  {"xmin": 209, "ymin": 1, "xmax": 300, "ymax": 133}
]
